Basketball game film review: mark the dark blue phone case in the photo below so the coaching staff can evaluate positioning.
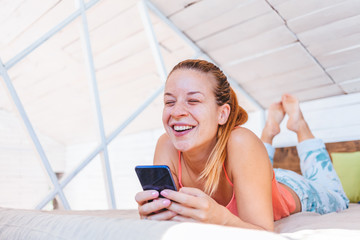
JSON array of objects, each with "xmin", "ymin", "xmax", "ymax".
[{"xmin": 135, "ymin": 165, "xmax": 177, "ymax": 193}]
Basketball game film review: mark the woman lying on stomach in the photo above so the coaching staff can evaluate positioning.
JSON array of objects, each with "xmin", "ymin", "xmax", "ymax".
[{"xmin": 135, "ymin": 59, "xmax": 349, "ymax": 231}]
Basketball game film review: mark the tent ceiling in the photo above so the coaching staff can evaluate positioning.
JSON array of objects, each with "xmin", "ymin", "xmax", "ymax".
[{"xmin": 0, "ymin": 0, "xmax": 359, "ymax": 145}]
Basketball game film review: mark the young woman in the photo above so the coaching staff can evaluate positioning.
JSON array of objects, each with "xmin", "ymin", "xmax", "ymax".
[{"xmin": 135, "ymin": 59, "xmax": 349, "ymax": 231}]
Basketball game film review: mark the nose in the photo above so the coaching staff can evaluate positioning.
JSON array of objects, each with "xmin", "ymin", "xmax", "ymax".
[{"xmin": 170, "ymin": 102, "xmax": 188, "ymax": 118}]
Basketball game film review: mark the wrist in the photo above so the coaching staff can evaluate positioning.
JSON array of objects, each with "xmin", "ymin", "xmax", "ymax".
[{"xmin": 220, "ymin": 206, "xmax": 238, "ymax": 226}]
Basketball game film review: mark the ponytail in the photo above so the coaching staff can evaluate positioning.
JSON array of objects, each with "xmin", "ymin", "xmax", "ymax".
[{"xmin": 200, "ymin": 87, "xmax": 248, "ymax": 196}]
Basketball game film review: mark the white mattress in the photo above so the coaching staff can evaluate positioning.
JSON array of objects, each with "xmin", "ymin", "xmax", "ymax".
[{"xmin": 0, "ymin": 204, "xmax": 359, "ymax": 239}]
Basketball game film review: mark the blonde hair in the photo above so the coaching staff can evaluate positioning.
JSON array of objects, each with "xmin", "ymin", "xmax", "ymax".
[{"xmin": 168, "ymin": 59, "xmax": 248, "ymax": 195}]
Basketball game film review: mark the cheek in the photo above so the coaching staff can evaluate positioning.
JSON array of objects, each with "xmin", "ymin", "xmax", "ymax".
[
  {"xmin": 196, "ymin": 110, "xmax": 219, "ymax": 131},
  {"xmin": 162, "ymin": 109, "xmax": 170, "ymax": 125},
  {"xmin": 205, "ymin": 120, "xmax": 219, "ymax": 136},
  {"xmin": 200, "ymin": 107, "xmax": 220, "ymax": 125}
]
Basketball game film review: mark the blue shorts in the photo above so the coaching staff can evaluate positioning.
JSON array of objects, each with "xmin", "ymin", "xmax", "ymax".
[{"xmin": 264, "ymin": 139, "xmax": 349, "ymax": 214}]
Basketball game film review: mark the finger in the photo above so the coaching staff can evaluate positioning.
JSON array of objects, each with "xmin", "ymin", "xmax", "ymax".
[
  {"xmin": 179, "ymin": 187, "xmax": 206, "ymax": 197},
  {"xmin": 139, "ymin": 198, "xmax": 172, "ymax": 216},
  {"xmin": 165, "ymin": 201, "xmax": 202, "ymax": 220},
  {"xmin": 161, "ymin": 189, "xmax": 205, "ymax": 209},
  {"xmin": 171, "ymin": 215, "xmax": 198, "ymax": 222},
  {"xmin": 147, "ymin": 210, "xmax": 177, "ymax": 221},
  {"xmin": 135, "ymin": 190, "xmax": 159, "ymax": 205}
]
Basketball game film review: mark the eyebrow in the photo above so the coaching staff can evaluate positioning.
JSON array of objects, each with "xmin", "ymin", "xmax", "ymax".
[
  {"xmin": 164, "ymin": 92, "xmax": 173, "ymax": 97},
  {"xmin": 164, "ymin": 91, "xmax": 204, "ymax": 96},
  {"xmin": 188, "ymin": 91, "xmax": 204, "ymax": 96}
]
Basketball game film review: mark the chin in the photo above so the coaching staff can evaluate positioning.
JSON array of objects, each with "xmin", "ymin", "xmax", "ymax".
[{"xmin": 171, "ymin": 139, "xmax": 193, "ymax": 152}]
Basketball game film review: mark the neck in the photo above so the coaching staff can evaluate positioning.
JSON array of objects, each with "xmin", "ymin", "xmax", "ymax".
[{"xmin": 182, "ymin": 138, "xmax": 217, "ymax": 175}]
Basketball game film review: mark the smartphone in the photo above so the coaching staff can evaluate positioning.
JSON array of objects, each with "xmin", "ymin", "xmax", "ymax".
[{"xmin": 135, "ymin": 165, "xmax": 177, "ymax": 195}]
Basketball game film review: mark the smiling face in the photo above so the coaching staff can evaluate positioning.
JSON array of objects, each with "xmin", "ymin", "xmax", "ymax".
[{"xmin": 163, "ymin": 69, "xmax": 228, "ymax": 153}]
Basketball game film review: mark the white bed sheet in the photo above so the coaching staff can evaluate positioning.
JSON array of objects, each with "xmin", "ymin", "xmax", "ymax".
[{"xmin": 0, "ymin": 204, "xmax": 358, "ymax": 239}]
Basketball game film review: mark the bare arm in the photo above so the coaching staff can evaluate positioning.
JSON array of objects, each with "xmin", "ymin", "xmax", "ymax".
[
  {"xmin": 153, "ymin": 133, "xmax": 180, "ymax": 189},
  {"xmin": 135, "ymin": 133, "xmax": 179, "ymax": 220},
  {"xmin": 226, "ymin": 127, "xmax": 274, "ymax": 230}
]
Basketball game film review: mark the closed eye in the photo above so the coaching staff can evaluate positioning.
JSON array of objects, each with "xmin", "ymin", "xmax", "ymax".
[
  {"xmin": 165, "ymin": 101, "xmax": 175, "ymax": 106},
  {"xmin": 188, "ymin": 101, "xmax": 199, "ymax": 105}
]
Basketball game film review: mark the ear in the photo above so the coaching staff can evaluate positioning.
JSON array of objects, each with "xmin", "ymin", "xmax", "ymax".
[{"xmin": 218, "ymin": 104, "xmax": 230, "ymax": 125}]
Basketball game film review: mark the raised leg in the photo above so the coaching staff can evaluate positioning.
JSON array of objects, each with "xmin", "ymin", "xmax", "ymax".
[
  {"xmin": 261, "ymin": 101, "xmax": 285, "ymax": 144},
  {"xmin": 274, "ymin": 94, "xmax": 348, "ymax": 214},
  {"xmin": 261, "ymin": 101, "xmax": 285, "ymax": 165},
  {"xmin": 281, "ymin": 94, "xmax": 314, "ymax": 142},
  {"xmin": 297, "ymin": 139, "xmax": 349, "ymax": 213}
]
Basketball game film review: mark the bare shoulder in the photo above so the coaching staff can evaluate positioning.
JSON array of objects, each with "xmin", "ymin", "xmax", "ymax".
[
  {"xmin": 227, "ymin": 127, "xmax": 270, "ymax": 167},
  {"xmin": 228, "ymin": 127, "xmax": 263, "ymax": 148},
  {"xmin": 154, "ymin": 133, "xmax": 178, "ymax": 165},
  {"xmin": 156, "ymin": 133, "xmax": 172, "ymax": 148}
]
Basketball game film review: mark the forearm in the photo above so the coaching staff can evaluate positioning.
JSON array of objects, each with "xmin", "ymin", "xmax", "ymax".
[
  {"xmin": 161, "ymin": 188, "xmax": 274, "ymax": 231},
  {"xmin": 220, "ymin": 206, "xmax": 274, "ymax": 231}
]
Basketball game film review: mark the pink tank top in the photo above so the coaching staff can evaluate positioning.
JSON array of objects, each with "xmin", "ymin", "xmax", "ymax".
[{"xmin": 177, "ymin": 151, "xmax": 295, "ymax": 221}]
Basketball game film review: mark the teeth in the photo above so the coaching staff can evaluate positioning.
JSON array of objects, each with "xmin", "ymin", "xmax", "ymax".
[{"xmin": 174, "ymin": 125, "xmax": 193, "ymax": 132}]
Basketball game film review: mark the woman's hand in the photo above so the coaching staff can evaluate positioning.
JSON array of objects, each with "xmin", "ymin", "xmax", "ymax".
[
  {"xmin": 135, "ymin": 190, "xmax": 177, "ymax": 220},
  {"xmin": 160, "ymin": 187, "xmax": 229, "ymax": 225}
]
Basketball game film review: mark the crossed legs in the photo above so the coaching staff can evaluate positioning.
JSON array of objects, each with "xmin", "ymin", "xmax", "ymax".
[{"xmin": 262, "ymin": 94, "xmax": 349, "ymax": 213}]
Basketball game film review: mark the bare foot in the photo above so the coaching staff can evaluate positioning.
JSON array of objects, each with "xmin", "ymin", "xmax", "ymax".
[
  {"xmin": 282, "ymin": 94, "xmax": 314, "ymax": 142},
  {"xmin": 281, "ymin": 94, "xmax": 303, "ymax": 132},
  {"xmin": 261, "ymin": 102, "xmax": 285, "ymax": 144}
]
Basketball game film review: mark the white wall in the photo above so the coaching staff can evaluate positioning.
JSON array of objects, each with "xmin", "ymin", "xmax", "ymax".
[
  {"xmin": 63, "ymin": 128, "xmax": 164, "ymax": 210},
  {"xmin": 0, "ymin": 110, "xmax": 65, "ymax": 209}
]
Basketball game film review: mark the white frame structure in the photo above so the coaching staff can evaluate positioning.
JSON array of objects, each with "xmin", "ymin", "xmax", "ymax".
[{"xmin": 0, "ymin": 0, "xmax": 263, "ymax": 210}]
